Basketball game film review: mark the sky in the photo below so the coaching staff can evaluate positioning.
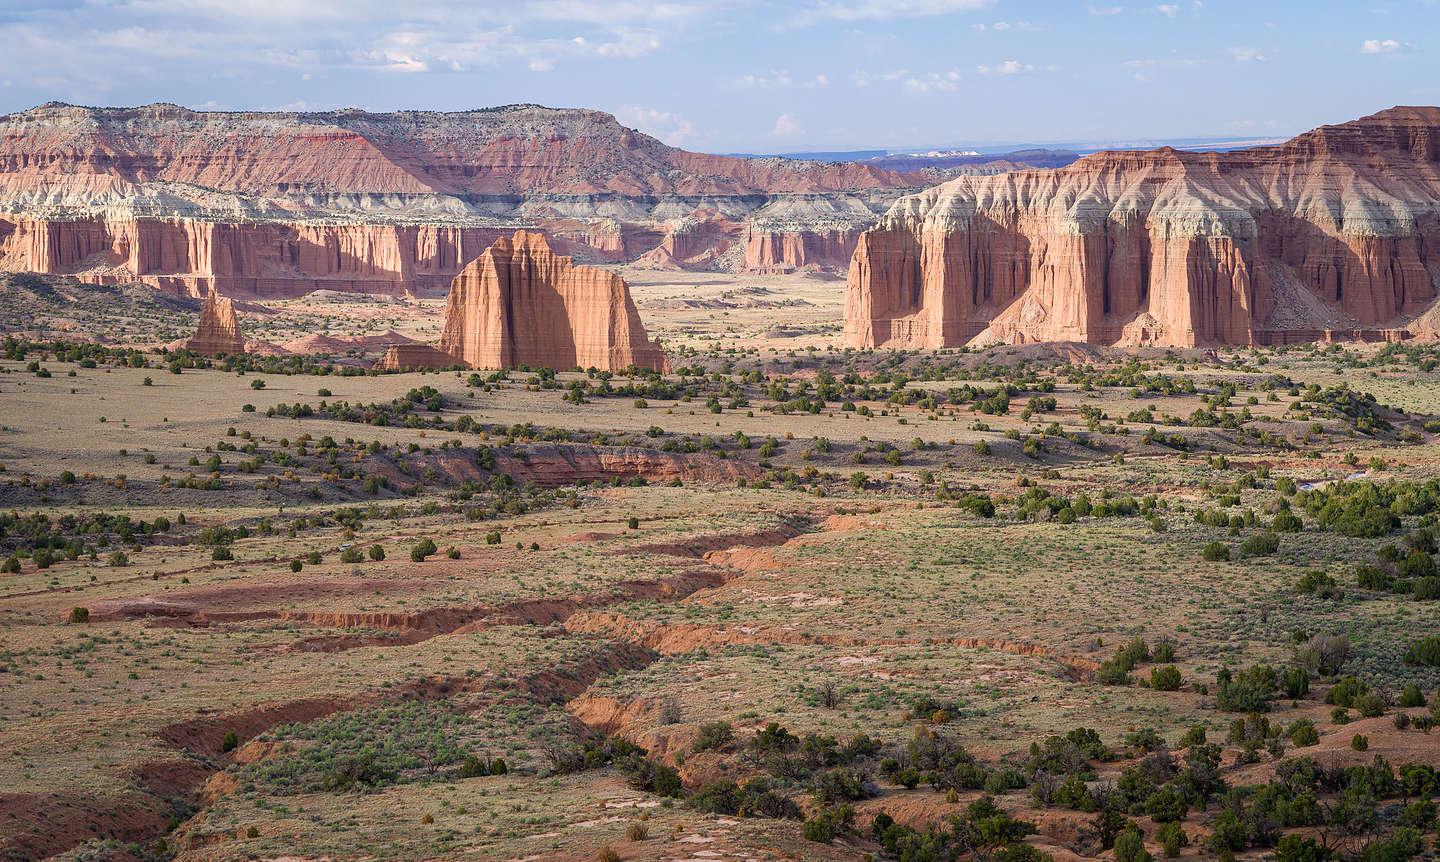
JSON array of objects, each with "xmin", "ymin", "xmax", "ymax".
[{"xmin": 0, "ymin": 0, "xmax": 1436, "ymax": 153}]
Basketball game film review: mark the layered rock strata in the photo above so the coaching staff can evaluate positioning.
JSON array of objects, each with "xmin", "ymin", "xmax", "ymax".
[
  {"xmin": 845, "ymin": 106, "xmax": 1440, "ymax": 348},
  {"xmin": 0, "ymin": 102, "xmax": 941, "ymax": 293}
]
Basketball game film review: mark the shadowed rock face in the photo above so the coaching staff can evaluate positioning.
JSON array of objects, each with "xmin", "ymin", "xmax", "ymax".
[
  {"xmin": 845, "ymin": 106, "xmax": 1440, "ymax": 348},
  {"xmin": 184, "ymin": 291, "xmax": 245, "ymax": 356},
  {"xmin": 437, "ymin": 231, "xmax": 664, "ymax": 373}
]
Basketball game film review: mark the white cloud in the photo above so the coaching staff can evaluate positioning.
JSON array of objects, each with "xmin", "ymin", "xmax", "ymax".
[
  {"xmin": 788, "ymin": 0, "xmax": 992, "ymax": 27},
  {"xmin": 0, "ymin": 0, "xmax": 690, "ymax": 94},
  {"xmin": 1088, "ymin": 5, "xmax": 1123, "ymax": 15},
  {"xmin": 977, "ymin": 59, "xmax": 1037, "ymax": 75},
  {"xmin": 904, "ymin": 68, "xmax": 963, "ymax": 91},
  {"xmin": 740, "ymin": 69, "xmax": 828, "ymax": 88},
  {"xmin": 1156, "ymin": 4, "xmax": 1178, "ymax": 17},
  {"xmin": 771, "ymin": 113, "xmax": 803, "ymax": 137},
  {"xmin": 1360, "ymin": 38, "xmax": 1410, "ymax": 54},
  {"xmin": 614, "ymin": 106, "xmax": 697, "ymax": 146},
  {"xmin": 1228, "ymin": 47, "xmax": 1266, "ymax": 62}
]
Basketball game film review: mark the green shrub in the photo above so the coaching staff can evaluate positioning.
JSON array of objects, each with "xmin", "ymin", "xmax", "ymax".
[
  {"xmin": 1114, "ymin": 829, "xmax": 1153, "ymax": 862},
  {"xmin": 1158, "ymin": 822, "xmax": 1189, "ymax": 858},
  {"xmin": 1150, "ymin": 665, "xmax": 1182, "ymax": 691},
  {"xmin": 340, "ymin": 546, "xmax": 364, "ymax": 564},
  {"xmin": 68, "ymin": 606, "xmax": 89, "ymax": 624},
  {"xmin": 290, "ymin": 559, "xmax": 303, "ymax": 572},
  {"xmin": 369, "ymin": 544, "xmax": 385, "ymax": 561},
  {"xmin": 1405, "ymin": 636, "xmax": 1440, "ymax": 666},
  {"xmin": 1398, "ymin": 683, "xmax": 1425, "ymax": 708},
  {"xmin": 1240, "ymin": 532, "xmax": 1279, "ymax": 556},
  {"xmin": 1287, "ymin": 720, "xmax": 1319, "ymax": 746},
  {"xmin": 1351, "ymin": 733, "xmax": 1368, "ymax": 751},
  {"xmin": 410, "ymin": 538, "xmax": 438, "ymax": 562},
  {"xmin": 1275, "ymin": 834, "xmax": 1329, "ymax": 862},
  {"xmin": 1201, "ymin": 542, "xmax": 1230, "ymax": 561},
  {"xmin": 222, "ymin": 731, "xmax": 239, "ymax": 752},
  {"xmin": 1354, "ymin": 692, "xmax": 1387, "ymax": 718}
]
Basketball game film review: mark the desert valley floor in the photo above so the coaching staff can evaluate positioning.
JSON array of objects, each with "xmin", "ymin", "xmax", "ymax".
[{"xmin": 2, "ymin": 268, "xmax": 1440, "ymax": 862}]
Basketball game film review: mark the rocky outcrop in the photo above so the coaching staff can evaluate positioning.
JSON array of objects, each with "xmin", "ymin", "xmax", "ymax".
[
  {"xmin": 0, "ymin": 214, "xmax": 509, "ymax": 298},
  {"xmin": 495, "ymin": 443, "xmax": 761, "ymax": 487},
  {"xmin": 744, "ymin": 226, "xmax": 864, "ymax": 273},
  {"xmin": 435, "ymin": 231, "xmax": 664, "ymax": 372},
  {"xmin": 373, "ymin": 344, "xmax": 463, "ymax": 371},
  {"xmin": 184, "ymin": 291, "xmax": 245, "ymax": 355},
  {"xmin": 845, "ymin": 107, "xmax": 1440, "ymax": 348},
  {"xmin": 0, "ymin": 102, "xmax": 945, "ymax": 294}
]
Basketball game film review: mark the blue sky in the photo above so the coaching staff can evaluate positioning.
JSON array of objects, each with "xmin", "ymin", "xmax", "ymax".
[{"xmin": 0, "ymin": 0, "xmax": 1435, "ymax": 153}]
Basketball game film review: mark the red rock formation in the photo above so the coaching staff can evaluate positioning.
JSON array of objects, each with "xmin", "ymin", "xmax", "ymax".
[
  {"xmin": 744, "ymin": 226, "xmax": 863, "ymax": 273},
  {"xmin": 0, "ymin": 102, "xmax": 934, "ymax": 293},
  {"xmin": 846, "ymin": 107, "xmax": 1440, "ymax": 348},
  {"xmin": 185, "ymin": 291, "xmax": 245, "ymax": 355},
  {"xmin": 373, "ymin": 344, "xmax": 463, "ymax": 371},
  {"xmin": 437, "ymin": 231, "xmax": 664, "ymax": 372}
]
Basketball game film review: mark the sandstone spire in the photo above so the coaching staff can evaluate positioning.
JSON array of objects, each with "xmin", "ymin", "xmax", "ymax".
[
  {"xmin": 185, "ymin": 290, "xmax": 246, "ymax": 356},
  {"xmin": 436, "ymin": 230, "xmax": 665, "ymax": 372}
]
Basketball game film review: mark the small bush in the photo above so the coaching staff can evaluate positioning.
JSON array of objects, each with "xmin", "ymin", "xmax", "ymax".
[
  {"xmin": 1404, "ymin": 636, "xmax": 1440, "ymax": 666},
  {"xmin": 222, "ymin": 731, "xmax": 239, "ymax": 752},
  {"xmin": 1201, "ymin": 542, "xmax": 1230, "ymax": 561},
  {"xmin": 290, "ymin": 559, "xmax": 303, "ymax": 572},
  {"xmin": 625, "ymin": 822, "xmax": 648, "ymax": 841},
  {"xmin": 1114, "ymin": 829, "xmax": 1153, "ymax": 862},
  {"xmin": 68, "ymin": 606, "xmax": 89, "ymax": 624},
  {"xmin": 340, "ymin": 546, "xmax": 364, "ymax": 564},
  {"xmin": 411, "ymin": 538, "xmax": 438, "ymax": 562},
  {"xmin": 108, "ymin": 550, "xmax": 128, "ymax": 567},
  {"xmin": 1150, "ymin": 665, "xmax": 1182, "ymax": 691},
  {"xmin": 1351, "ymin": 733, "xmax": 1368, "ymax": 751},
  {"xmin": 369, "ymin": 544, "xmax": 385, "ymax": 561}
]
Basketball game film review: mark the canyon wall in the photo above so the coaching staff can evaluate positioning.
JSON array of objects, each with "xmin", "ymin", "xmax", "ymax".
[
  {"xmin": 0, "ymin": 102, "xmax": 943, "ymax": 296},
  {"xmin": 845, "ymin": 106, "xmax": 1440, "ymax": 348},
  {"xmin": 743, "ymin": 226, "xmax": 865, "ymax": 273},
  {"xmin": 0, "ymin": 213, "xmax": 508, "ymax": 297},
  {"xmin": 437, "ymin": 230, "xmax": 664, "ymax": 372}
]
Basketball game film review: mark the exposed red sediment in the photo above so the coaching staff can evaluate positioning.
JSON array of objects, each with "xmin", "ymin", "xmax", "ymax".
[{"xmin": 563, "ymin": 610, "xmax": 1100, "ymax": 674}]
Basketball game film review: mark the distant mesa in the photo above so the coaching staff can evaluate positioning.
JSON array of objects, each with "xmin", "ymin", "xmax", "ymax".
[
  {"xmin": 184, "ymin": 291, "xmax": 246, "ymax": 356},
  {"xmin": 845, "ymin": 106, "xmax": 1440, "ymax": 349},
  {"xmin": 0, "ymin": 102, "xmax": 959, "ymax": 295},
  {"xmin": 378, "ymin": 230, "xmax": 665, "ymax": 373}
]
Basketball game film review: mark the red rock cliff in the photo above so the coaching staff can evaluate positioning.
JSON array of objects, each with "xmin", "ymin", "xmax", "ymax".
[
  {"xmin": 0, "ymin": 102, "xmax": 935, "ymax": 293},
  {"xmin": 845, "ymin": 107, "xmax": 1440, "ymax": 348},
  {"xmin": 437, "ymin": 231, "xmax": 665, "ymax": 372}
]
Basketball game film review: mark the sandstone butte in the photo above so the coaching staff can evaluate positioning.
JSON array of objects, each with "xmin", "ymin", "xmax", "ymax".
[
  {"xmin": 378, "ymin": 230, "xmax": 664, "ymax": 374},
  {"xmin": 845, "ymin": 106, "xmax": 1440, "ymax": 349},
  {"xmin": 184, "ymin": 291, "xmax": 246, "ymax": 356},
  {"xmin": 0, "ymin": 102, "xmax": 1015, "ymax": 298}
]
